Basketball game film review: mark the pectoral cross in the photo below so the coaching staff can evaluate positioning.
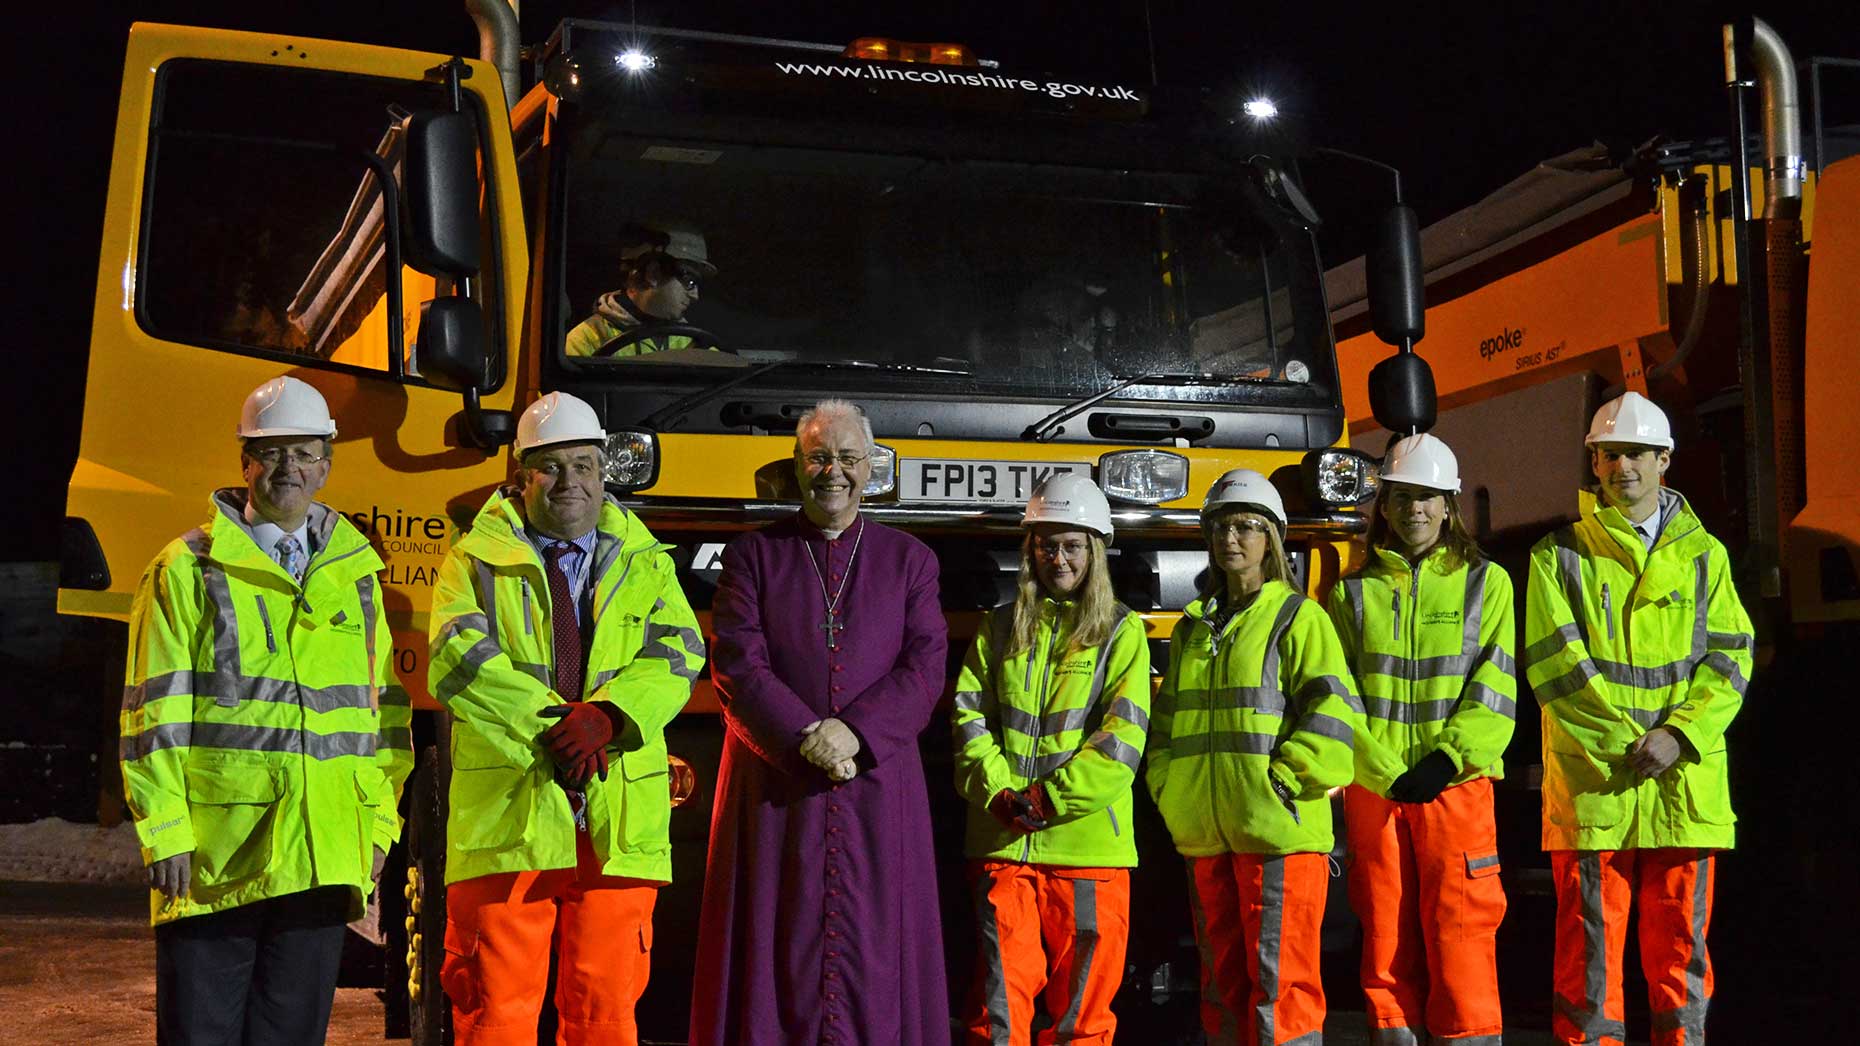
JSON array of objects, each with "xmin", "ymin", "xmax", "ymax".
[{"xmin": 820, "ymin": 610, "xmax": 845, "ymax": 650}]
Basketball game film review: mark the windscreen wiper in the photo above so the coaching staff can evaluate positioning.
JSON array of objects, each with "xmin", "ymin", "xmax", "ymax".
[{"xmin": 1021, "ymin": 371, "xmax": 1190, "ymax": 442}]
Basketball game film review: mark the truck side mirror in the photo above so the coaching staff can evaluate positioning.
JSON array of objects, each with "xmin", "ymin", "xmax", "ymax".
[
  {"xmin": 1368, "ymin": 204, "xmax": 1424, "ymax": 347},
  {"xmin": 416, "ymin": 296, "xmax": 486, "ymax": 391},
  {"xmin": 404, "ymin": 111, "xmax": 481, "ymax": 277}
]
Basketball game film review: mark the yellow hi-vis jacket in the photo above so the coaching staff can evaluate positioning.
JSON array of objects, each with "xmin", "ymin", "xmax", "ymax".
[
  {"xmin": 952, "ymin": 600, "xmax": 1151, "ymax": 867},
  {"xmin": 428, "ymin": 490, "xmax": 704, "ymax": 885},
  {"xmin": 1326, "ymin": 547, "xmax": 1518, "ymax": 797},
  {"xmin": 1525, "ymin": 488, "xmax": 1753, "ymax": 851},
  {"xmin": 120, "ymin": 491, "xmax": 412, "ymax": 926},
  {"xmin": 1146, "ymin": 580, "xmax": 1364, "ymax": 856}
]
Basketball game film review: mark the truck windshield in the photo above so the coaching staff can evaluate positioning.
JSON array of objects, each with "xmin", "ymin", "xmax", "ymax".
[{"xmin": 559, "ymin": 136, "xmax": 1334, "ymax": 409}]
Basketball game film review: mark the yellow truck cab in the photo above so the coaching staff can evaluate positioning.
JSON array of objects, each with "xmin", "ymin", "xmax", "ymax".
[{"xmin": 64, "ymin": 17, "xmax": 1423, "ymax": 1039}]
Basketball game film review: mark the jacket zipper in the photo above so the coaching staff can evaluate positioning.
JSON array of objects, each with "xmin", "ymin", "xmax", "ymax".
[
  {"xmin": 255, "ymin": 596, "xmax": 277, "ymax": 653},
  {"xmin": 1602, "ymin": 583, "xmax": 1615, "ymax": 641},
  {"xmin": 1020, "ymin": 616, "xmax": 1062, "ymax": 864}
]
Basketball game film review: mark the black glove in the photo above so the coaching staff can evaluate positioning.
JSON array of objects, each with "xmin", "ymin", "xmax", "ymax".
[{"xmin": 1388, "ymin": 750, "xmax": 1457, "ymax": 803}]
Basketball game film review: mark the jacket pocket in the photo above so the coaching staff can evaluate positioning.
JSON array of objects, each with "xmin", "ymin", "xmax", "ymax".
[
  {"xmin": 1455, "ymin": 847, "xmax": 1508, "ymax": 941},
  {"xmin": 1679, "ymin": 745, "xmax": 1736, "ymax": 825},
  {"xmin": 1545, "ymin": 745, "xmax": 1626, "ymax": 830},
  {"xmin": 615, "ymin": 745, "xmax": 671, "ymax": 856},
  {"xmin": 185, "ymin": 760, "xmax": 280, "ymax": 893}
]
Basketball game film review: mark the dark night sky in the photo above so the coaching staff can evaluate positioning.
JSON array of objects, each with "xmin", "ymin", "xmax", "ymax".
[{"xmin": 12, "ymin": 1, "xmax": 1857, "ymax": 559}]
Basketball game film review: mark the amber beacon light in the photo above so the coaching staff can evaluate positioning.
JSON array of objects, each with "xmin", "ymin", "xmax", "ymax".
[{"xmin": 844, "ymin": 37, "xmax": 978, "ymax": 66}]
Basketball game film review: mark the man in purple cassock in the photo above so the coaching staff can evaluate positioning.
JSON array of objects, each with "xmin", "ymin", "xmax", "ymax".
[{"xmin": 691, "ymin": 398, "xmax": 950, "ymax": 1045}]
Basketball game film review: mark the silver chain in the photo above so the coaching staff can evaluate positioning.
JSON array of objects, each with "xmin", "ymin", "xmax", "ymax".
[{"xmin": 803, "ymin": 519, "xmax": 866, "ymax": 643}]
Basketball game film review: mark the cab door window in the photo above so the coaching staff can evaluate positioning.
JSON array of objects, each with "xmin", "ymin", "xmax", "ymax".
[{"xmin": 138, "ymin": 59, "xmax": 502, "ymax": 383}]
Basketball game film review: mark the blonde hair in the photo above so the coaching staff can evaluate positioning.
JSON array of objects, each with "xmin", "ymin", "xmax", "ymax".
[
  {"xmin": 1197, "ymin": 508, "xmax": 1293, "ymax": 602},
  {"xmin": 1366, "ymin": 488, "xmax": 1485, "ymax": 572},
  {"xmin": 1006, "ymin": 531, "xmax": 1120, "ymax": 658}
]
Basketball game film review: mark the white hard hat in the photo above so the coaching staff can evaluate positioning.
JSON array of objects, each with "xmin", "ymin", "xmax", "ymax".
[
  {"xmin": 655, "ymin": 223, "xmax": 716, "ymax": 278},
  {"xmin": 1202, "ymin": 468, "xmax": 1286, "ymax": 528},
  {"xmin": 516, "ymin": 391, "xmax": 606, "ymax": 456},
  {"xmin": 1381, "ymin": 433, "xmax": 1461, "ymax": 494},
  {"xmin": 238, "ymin": 376, "xmax": 336, "ymax": 439},
  {"xmin": 1022, "ymin": 473, "xmax": 1114, "ymax": 540},
  {"xmin": 1586, "ymin": 391, "xmax": 1673, "ymax": 450}
]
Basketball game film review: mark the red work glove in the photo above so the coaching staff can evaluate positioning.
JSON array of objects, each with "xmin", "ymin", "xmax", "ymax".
[
  {"xmin": 538, "ymin": 703, "xmax": 616, "ymax": 776},
  {"xmin": 1016, "ymin": 784, "xmax": 1055, "ymax": 830},
  {"xmin": 987, "ymin": 789, "xmax": 1028, "ymax": 832},
  {"xmin": 557, "ymin": 748, "xmax": 610, "ymax": 790}
]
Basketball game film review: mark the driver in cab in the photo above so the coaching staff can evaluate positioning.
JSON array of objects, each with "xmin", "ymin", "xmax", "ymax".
[{"xmin": 565, "ymin": 223, "xmax": 717, "ymax": 358}]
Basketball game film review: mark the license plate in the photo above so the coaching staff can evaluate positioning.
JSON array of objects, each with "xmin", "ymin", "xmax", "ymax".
[{"xmin": 898, "ymin": 458, "xmax": 1089, "ymax": 505}]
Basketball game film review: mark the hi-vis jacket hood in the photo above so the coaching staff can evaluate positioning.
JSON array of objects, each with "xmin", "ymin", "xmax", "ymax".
[
  {"xmin": 1327, "ymin": 547, "xmax": 1518, "ymax": 796},
  {"xmin": 952, "ymin": 600, "xmax": 1151, "ymax": 867},
  {"xmin": 1146, "ymin": 580, "xmax": 1363, "ymax": 857},
  {"xmin": 120, "ymin": 490, "xmax": 412, "ymax": 926},
  {"xmin": 428, "ymin": 488, "xmax": 704, "ymax": 885},
  {"xmin": 1525, "ymin": 487, "xmax": 1753, "ymax": 851}
]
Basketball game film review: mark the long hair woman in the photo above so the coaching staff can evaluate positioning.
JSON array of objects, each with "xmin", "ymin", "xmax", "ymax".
[
  {"xmin": 1325, "ymin": 433, "xmax": 1515, "ymax": 1044},
  {"xmin": 1145, "ymin": 468, "xmax": 1363, "ymax": 1045},
  {"xmin": 950, "ymin": 474, "xmax": 1151, "ymax": 1045}
]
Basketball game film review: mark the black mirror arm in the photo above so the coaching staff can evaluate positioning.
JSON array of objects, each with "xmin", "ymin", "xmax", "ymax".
[{"xmin": 1312, "ymin": 147, "xmax": 1403, "ymax": 205}]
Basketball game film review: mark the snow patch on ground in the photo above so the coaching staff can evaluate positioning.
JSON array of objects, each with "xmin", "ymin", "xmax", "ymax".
[{"xmin": 0, "ymin": 819, "xmax": 143, "ymax": 885}]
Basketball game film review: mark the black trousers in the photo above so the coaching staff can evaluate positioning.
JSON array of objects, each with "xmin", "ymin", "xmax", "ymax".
[{"xmin": 154, "ymin": 886, "xmax": 350, "ymax": 1046}]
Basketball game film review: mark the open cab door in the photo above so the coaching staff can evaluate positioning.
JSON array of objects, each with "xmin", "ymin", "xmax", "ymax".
[{"xmin": 62, "ymin": 23, "xmax": 527, "ymax": 707}]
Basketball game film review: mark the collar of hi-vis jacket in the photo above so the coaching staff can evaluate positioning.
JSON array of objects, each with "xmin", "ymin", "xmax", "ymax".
[
  {"xmin": 206, "ymin": 488, "xmax": 380, "ymax": 588},
  {"xmin": 1184, "ymin": 578, "xmax": 1298, "ymax": 634},
  {"xmin": 1577, "ymin": 486, "xmax": 1701, "ymax": 568},
  {"xmin": 457, "ymin": 488, "xmax": 661, "ymax": 580},
  {"xmin": 1363, "ymin": 542, "xmax": 1461, "ymax": 581}
]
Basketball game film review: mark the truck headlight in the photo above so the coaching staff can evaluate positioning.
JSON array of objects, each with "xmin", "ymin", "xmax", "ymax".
[
  {"xmin": 863, "ymin": 444, "xmax": 897, "ymax": 497},
  {"xmin": 604, "ymin": 429, "xmax": 659, "ymax": 491},
  {"xmin": 1099, "ymin": 449, "xmax": 1189, "ymax": 504},
  {"xmin": 1306, "ymin": 448, "xmax": 1379, "ymax": 507}
]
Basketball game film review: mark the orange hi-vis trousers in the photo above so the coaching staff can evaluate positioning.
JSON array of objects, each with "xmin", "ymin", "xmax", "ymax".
[
  {"xmin": 964, "ymin": 860, "xmax": 1131, "ymax": 1046},
  {"xmin": 1344, "ymin": 779, "xmax": 1507, "ymax": 1045},
  {"xmin": 1551, "ymin": 849, "xmax": 1716, "ymax": 1046},
  {"xmin": 1186, "ymin": 852, "xmax": 1328, "ymax": 1046},
  {"xmin": 442, "ymin": 829, "xmax": 657, "ymax": 1046}
]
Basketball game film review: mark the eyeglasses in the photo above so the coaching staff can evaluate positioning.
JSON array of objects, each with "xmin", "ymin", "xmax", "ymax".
[
  {"xmin": 1209, "ymin": 518, "xmax": 1272, "ymax": 539},
  {"xmin": 1033, "ymin": 539, "xmax": 1090, "ymax": 560},
  {"xmin": 245, "ymin": 447, "xmax": 328, "ymax": 469},
  {"xmin": 802, "ymin": 452, "xmax": 868, "ymax": 471},
  {"xmin": 674, "ymin": 270, "xmax": 701, "ymax": 292}
]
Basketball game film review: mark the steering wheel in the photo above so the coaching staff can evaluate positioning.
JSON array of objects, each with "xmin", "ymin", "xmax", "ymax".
[{"xmin": 591, "ymin": 324, "xmax": 722, "ymax": 358}]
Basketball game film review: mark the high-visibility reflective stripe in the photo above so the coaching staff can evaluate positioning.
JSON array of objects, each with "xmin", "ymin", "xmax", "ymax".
[
  {"xmin": 591, "ymin": 530, "xmax": 623, "ymax": 600},
  {"xmin": 1553, "ymin": 538, "xmax": 1591, "ymax": 647},
  {"xmin": 204, "ymin": 676, "xmax": 375, "ymax": 714},
  {"xmin": 1052, "ymin": 876, "xmax": 1098, "ymax": 1038},
  {"xmin": 1525, "ymin": 622, "xmax": 1585, "ymax": 666},
  {"xmin": 1484, "ymin": 643, "xmax": 1518, "ymax": 677},
  {"xmin": 1343, "ymin": 578, "xmax": 1365, "ymax": 646},
  {"xmin": 200, "ymin": 562, "xmax": 243, "ymax": 714},
  {"xmin": 299, "ymin": 542, "xmax": 368, "ymax": 595},
  {"xmin": 1593, "ymin": 657, "xmax": 1698, "ymax": 690},
  {"xmin": 588, "ymin": 667, "xmax": 620, "ymax": 693},
  {"xmin": 1625, "ymin": 706, "xmax": 1668, "ymax": 728},
  {"xmin": 1464, "ymin": 682, "xmax": 1518, "ymax": 719},
  {"xmin": 953, "ymin": 690, "xmax": 987, "ymax": 712},
  {"xmin": 594, "ymin": 549, "xmax": 643, "ymax": 625},
  {"xmin": 124, "ymin": 670, "xmax": 196, "ymax": 712},
  {"xmin": 1464, "ymin": 560, "xmax": 1489, "ymax": 655},
  {"xmin": 1558, "ymin": 852, "xmax": 1629, "ymax": 1044},
  {"xmin": 357, "ymin": 576, "xmax": 378, "ymax": 697},
  {"xmin": 122, "ymin": 721, "xmax": 376, "ymax": 761},
  {"xmin": 1362, "ymin": 650, "xmax": 1477, "ymax": 680},
  {"xmin": 1297, "ymin": 673, "xmax": 1362, "ymax": 714},
  {"xmin": 1011, "ymin": 750, "xmax": 1077, "ymax": 778},
  {"xmin": 1280, "ymin": 1032, "xmax": 1322, "ymax": 1046},
  {"xmin": 1186, "ymin": 862, "xmax": 1239, "ymax": 1045},
  {"xmin": 640, "ymin": 607, "xmax": 704, "ymax": 684},
  {"xmin": 974, "ymin": 873, "xmax": 1013, "ymax": 1045},
  {"xmin": 954, "ymin": 718, "xmax": 991, "ymax": 746},
  {"xmin": 1706, "ymin": 631, "xmax": 1752, "ymax": 652},
  {"xmin": 1086, "ymin": 732, "xmax": 1141, "ymax": 771},
  {"xmin": 1255, "ymin": 856, "xmax": 1286, "ymax": 1046},
  {"xmin": 473, "ymin": 560, "xmax": 499, "ymax": 644},
  {"xmin": 1363, "ymin": 696, "xmax": 1459, "ymax": 724},
  {"xmin": 1699, "ymin": 651, "xmax": 1749, "ymax": 695},
  {"xmin": 1448, "ymin": 1035, "xmax": 1504, "ymax": 1045},
  {"xmin": 512, "ymin": 661, "xmax": 550, "ymax": 686},
  {"xmin": 1536, "ymin": 659, "xmax": 1603, "ymax": 703},
  {"xmin": 1297, "ymin": 711, "xmax": 1355, "ymax": 745},
  {"xmin": 1105, "ymin": 696, "xmax": 1149, "ymax": 732},
  {"xmin": 1466, "ymin": 852, "xmax": 1502, "ymax": 873},
  {"xmin": 996, "ymin": 704, "xmax": 1093, "ymax": 738},
  {"xmin": 433, "ymin": 635, "xmax": 501, "ymax": 706},
  {"xmin": 380, "ymin": 684, "xmax": 411, "ymax": 708},
  {"xmin": 1259, "ymin": 594, "xmax": 1305, "ymax": 688},
  {"xmin": 1671, "ymin": 855, "xmax": 1712, "ymax": 1045},
  {"xmin": 1168, "ymin": 731, "xmax": 1278, "ymax": 757},
  {"xmin": 1370, "ymin": 1028, "xmax": 1420, "ymax": 1046},
  {"xmin": 381, "ymin": 726, "xmax": 413, "ymax": 751}
]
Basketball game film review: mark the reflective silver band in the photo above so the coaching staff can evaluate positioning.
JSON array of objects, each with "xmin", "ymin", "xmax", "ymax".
[
  {"xmin": 1167, "ymin": 730, "xmax": 1279, "ymax": 757},
  {"xmin": 122, "ymin": 720, "xmax": 377, "ymax": 761}
]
